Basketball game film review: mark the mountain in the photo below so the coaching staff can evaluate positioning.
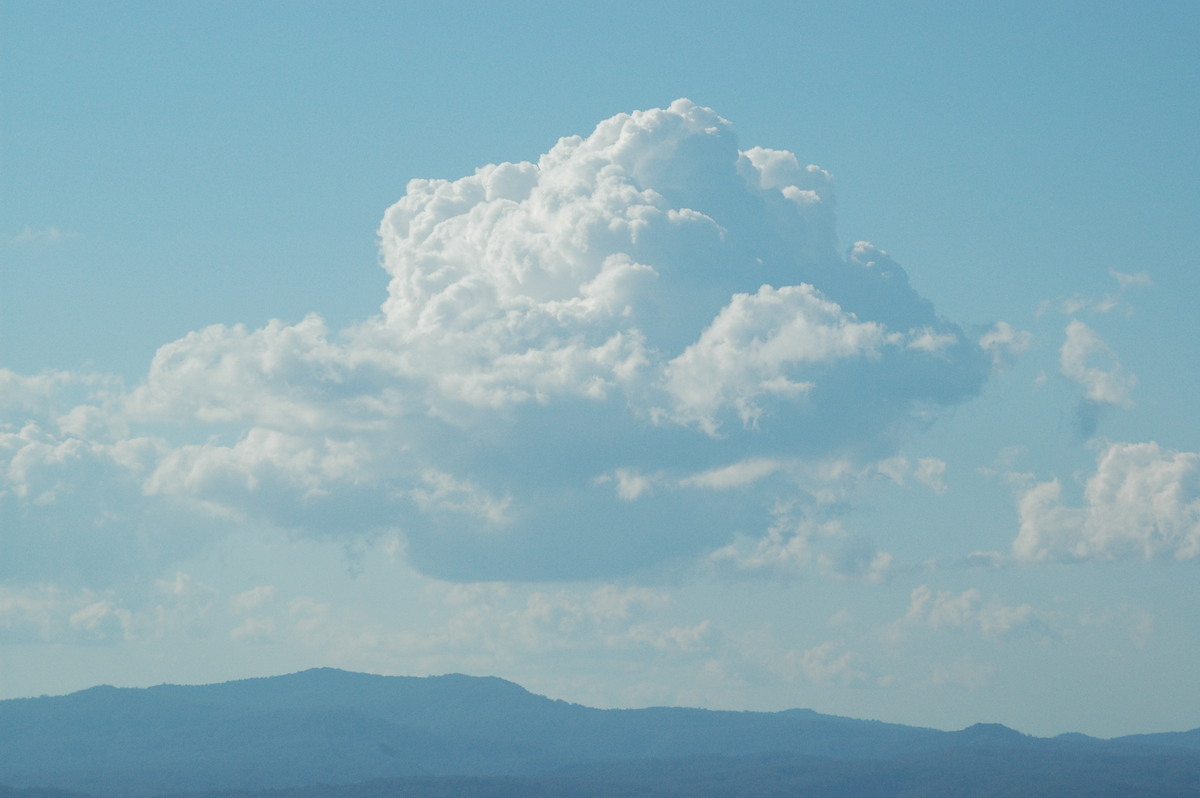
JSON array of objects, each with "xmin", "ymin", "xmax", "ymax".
[{"xmin": 1, "ymin": 669, "xmax": 1197, "ymax": 796}]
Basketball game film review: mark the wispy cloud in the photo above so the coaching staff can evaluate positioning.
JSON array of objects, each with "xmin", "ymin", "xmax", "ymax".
[{"xmin": 5, "ymin": 226, "xmax": 79, "ymax": 245}]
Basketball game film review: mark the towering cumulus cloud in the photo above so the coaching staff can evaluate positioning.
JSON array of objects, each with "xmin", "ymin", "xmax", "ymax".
[{"xmin": 2, "ymin": 100, "xmax": 989, "ymax": 584}]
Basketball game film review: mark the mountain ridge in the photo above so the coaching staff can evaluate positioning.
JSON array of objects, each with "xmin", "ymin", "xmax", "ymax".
[{"xmin": 2, "ymin": 668, "xmax": 1197, "ymax": 796}]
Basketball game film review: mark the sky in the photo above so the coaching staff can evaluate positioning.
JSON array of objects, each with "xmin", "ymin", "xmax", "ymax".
[{"xmin": 2, "ymin": 1, "xmax": 1198, "ymax": 739}]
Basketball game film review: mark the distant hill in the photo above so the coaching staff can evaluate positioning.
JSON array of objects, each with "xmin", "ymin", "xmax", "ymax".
[{"xmin": 1, "ymin": 669, "xmax": 1197, "ymax": 796}]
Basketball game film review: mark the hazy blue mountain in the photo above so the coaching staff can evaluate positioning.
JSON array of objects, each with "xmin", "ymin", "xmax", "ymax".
[
  {"xmin": 1, "ymin": 669, "xmax": 1197, "ymax": 796},
  {"xmin": 1115, "ymin": 728, "xmax": 1200, "ymax": 750}
]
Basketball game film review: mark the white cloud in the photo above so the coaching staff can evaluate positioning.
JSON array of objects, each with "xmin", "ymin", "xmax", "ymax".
[
  {"xmin": 661, "ymin": 284, "xmax": 882, "ymax": 433},
  {"xmin": 230, "ymin": 616, "xmax": 276, "ymax": 644},
  {"xmin": 1060, "ymin": 320, "xmax": 1135, "ymax": 407},
  {"xmin": 708, "ymin": 509, "xmax": 893, "ymax": 583},
  {"xmin": 0, "ymin": 100, "xmax": 990, "ymax": 585},
  {"xmin": 408, "ymin": 468, "xmax": 511, "ymax": 525},
  {"xmin": 899, "ymin": 585, "xmax": 1035, "ymax": 637},
  {"xmin": 69, "ymin": 600, "xmax": 132, "ymax": 640},
  {"xmin": 978, "ymin": 321, "xmax": 1032, "ymax": 365},
  {"xmin": 601, "ymin": 468, "xmax": 660, "ymax": 501},
  {"xmin": 0, "ymin": 575, "xmax": 218, "ymax": 645},
  {"xmin": 1044, "ymin": 270, "xmax": 1150, "ymax": 320},
  {"xmin": 914, "ymin": 458, "xmax": 948, "ymax": 494},
  {"xmin": 789, "ymin": 641, "xmax": 873, "ymax": 687},
  {"xmin": 127, "ymin": 315, "xmax": 368, "ymax": 431},
  {"xmin": 708, "ymin": 518, "xmax": 821, "ymax": 576},
  {"xmin": 231, "ymin": 585, "xmax": 277, "ymax": 613},
  {"xmin": 0, "ymin": 585, "xmax": 130, "ymax": 644},
  {"xmin": 1014, "ymin": 441, "xmax": 1200, "ymax": 562},
  {"xmin": 873, "ymin": 455, "xmax": 946, "ymax": 494},
  {"xmin": 1109, "ymin": 269, "xmax": 1152, "ymax": 290},
  {"xmin": 818, "ymin": 544, "xmax": 894, "ymax": 583},
  {"xmin": 678, "ymin": 458, "xmax": 783, "ymax": 490}
]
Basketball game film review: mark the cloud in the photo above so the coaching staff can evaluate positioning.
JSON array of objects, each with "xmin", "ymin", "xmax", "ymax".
[
  {"xmin": 0, "ymin": 100, "xmax": 990, "ymax": 586},
  {"xmin": 0, "ymin": 573, "xmax": 219, "ymax": 646},
  {"xmin": 789, "ymin": 641, "xmax": 873, "ymax": 687},
  {"xmin": 707, "ymin": 511, "xmax": 893, "ymax": 583},
  {"xmin": 1041, "ymin": 269, "xmax": 1152, "ymax": 319},
  {"xmin": 1059, "ymin": 320, "xmax": 1135, "ymax": 436},
  {"xmin": 898, "ymin": 585, "xmax": 1035, "ymax": 638},
  {"xmin": 1014, "ymin": 441, "xmax": 1200, "ymax": 563},
  {"xmin": 707, "ymin": 516, "xmax": 825, "ymax": 577},
  {"xmin": 231, "ymin": 585, "xmax": 277, "ymax": 613},
  {"xmin": 978, "ymin": 321, "xmax": 1032, "ymax": 365},
  {"xmin": 0, "ymin": 585, "xmax": 130, "ymax": 644},
  {"xmin": 0, "ymin": 420, "xmax": 196, "ymax": 588},
  {"xmin": 1109, "ymin": 269, "xmax": 1152, "ymax": 290},
  {"xmin": 242, "ymin": 580, "xmax": 713, "ymax": 665},
  {"xmin": 1060, "ymin": 320, "xmax": 1135, "ymax": 408},
  {"xmin": 876, "ymin": 455, "xmax": 947, "ymax": 495},
  {"xmin": 5, "ymin": 226, "xmax": 79, "ymax": 245}
]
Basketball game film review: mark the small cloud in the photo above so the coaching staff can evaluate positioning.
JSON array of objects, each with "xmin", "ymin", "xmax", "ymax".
[
  {"xmin": 0, "ymin": 585, "xmax": 132, "ymax": 644},
  {"xmin": 875, "ymin": 456, "xmax": 909, "ymax": 486},
  {"xmin": 612, "ymin": 468, "xmax": 658, "ymax": 500},
  {"xmin": 231, "ymin": 585, "xmax": 277, "ymax": 613},
  {"xmin": 678, "ymin": 458, "xmax": 782, "ymax": 490},
  {"xmin": 707, "ymin": 524, "xmax": 816, "ymax": 577},
  {"xmin": 978, "ymin": 322, "xmax": 1032, "ymax": 366},
  {"xmin": 6, "ymin": 226, "xmax": 79, "ymax": 245},
  {"xmin": 914, "ymin": 458, "xmax": 947, "ymax": 495},
  {"xmin": 898, "ymin": 584, "xmax": 1035, "ymax": 638},
  {"xmin": 230, "ymin": 616, "xmax": 276, "ymax": 644},
  {"xmin": 789, "ymin": 641, "xmax": 874, "ymax": 687},
  {"xmin": 1013, "ymin": 441, "xmax": 1200, "ymax": 563},
  {"xmin": 1059, "ymin": 320, "xmax": 1135, "ymax": 413},
  {"xmin": 1043, "ymin": 269, "xmax": 1151, "ymax": 319},
  {"xmin": 1109, "ymin": 269, "xmax": 1152, "ymax": 290},
  {"xmin": 907, "ymin": 327, "xmax": 958, "ymax": 353},
  {"xmin": 873, "ymin": 455, "xmax": 946, "ymax": 494},
  {"xmin": 818, "ymin": 539, "xmax": 894, "ymax": 583}
]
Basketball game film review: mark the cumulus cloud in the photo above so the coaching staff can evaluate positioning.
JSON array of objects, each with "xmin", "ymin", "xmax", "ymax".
[
  {"xmin": 1014, "ymin": 441, "xmax": 1200, "ymax": 562},
  {"xmin": 0, "ymin": 100, "xmax": 991, "ymax": 586}
]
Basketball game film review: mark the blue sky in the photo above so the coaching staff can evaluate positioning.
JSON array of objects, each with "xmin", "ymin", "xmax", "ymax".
[{"xmin": 2, "ymin": 1, "xmax": 1199, "ymax": 737}]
